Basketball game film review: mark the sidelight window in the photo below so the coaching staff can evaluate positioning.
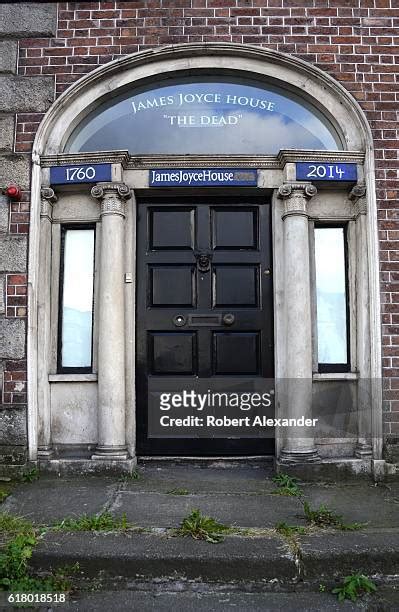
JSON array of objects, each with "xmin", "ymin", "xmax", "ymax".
[
  {"xmin": 314, "ymin": 226, "xmax": 349, "ymax": 372},
  {"xmin": 58, "ymin": 226, "xmax": 95, "ymax": 372}
]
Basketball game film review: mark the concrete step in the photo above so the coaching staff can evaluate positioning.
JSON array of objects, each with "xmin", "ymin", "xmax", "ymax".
[
  {"xmin": 4, "ymin": 466, "xmax": 399, "ymax": 529},
  {"xmin": 27, "ymin": 585, "xmax": 399, "ymax": 612},
  {"xmin": 31, "ymin": 529, "xmax": 399, "ymax": 584}
]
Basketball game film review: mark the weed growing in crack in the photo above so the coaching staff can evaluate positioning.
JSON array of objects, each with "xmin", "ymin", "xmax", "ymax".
[
  {"xmin": 275, "ymin": 522, "xmax": 307, "ymax": 537},
  {"xmin": 303, "ymin": 502, "xmax": 366, "ymax": 531},
  {"xmin": 167, "ymin": 488, "xmax": 190, "ymax": 496},
  {"xmin": 332, "ymin": 573, "xmax": 377, "ymax": 602},
  {"xmin": 303, "ymin": 501, "xmax": 342, "ymax": 527},
  {"xmin": 272, "ymin": 474, "xmax": 303, "ymax": 497},
  {"xmin": 338, "ymin": 521, "xmax": 367, "ymax": 531},
  {"xmin": 175, "ymin": 509, "xmax": 231, "ymax": 543},
  {"xmin": 119, "ymin": 471, "xmax": 140, "ymax": 483},
  {"xmin": 20, "ymin": 468, "xmax": 40, "ymax": 483}
]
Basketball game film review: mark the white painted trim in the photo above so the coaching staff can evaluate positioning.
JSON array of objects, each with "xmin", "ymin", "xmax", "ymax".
[
  {"xmin": 48, "ymin": 374, "xmax": 98, "ymax": 382},
  {"xmin": 313, "ymin": 373, "xmax": 359, "ymax": 381},
  {"xmin": 365, "ymin": 148, "xmax": 382, "ymax": 458},
  {"xmin": 27, "ymin": 159, "xmax": 40, "ymax": 461}
]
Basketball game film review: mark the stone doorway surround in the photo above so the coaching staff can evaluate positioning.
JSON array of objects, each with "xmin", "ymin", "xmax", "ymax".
[{"xmin": 28, "ymin": 43, "xmax": 382, "ymax": 477}]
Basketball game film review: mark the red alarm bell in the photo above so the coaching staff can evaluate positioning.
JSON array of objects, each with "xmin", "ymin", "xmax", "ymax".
[{"xmin": 3, "ymin": 184, "xmax": 22, "ymax": 201}]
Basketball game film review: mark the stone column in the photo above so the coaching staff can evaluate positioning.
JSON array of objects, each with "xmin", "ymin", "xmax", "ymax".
[
  {"xmin": 37, "ymin": 187, "xmax": 57, "ymax": 458},
  {"xmin": 278, "ymin": 183, "xmax": 319, "ymax": 464},
  {"xmin": 91, "ymin": 182, "xmax": 131, "ymax": 460},
  {"xmin": 350, "ymin": 183, "xmax": 373, "ymax": 458}
]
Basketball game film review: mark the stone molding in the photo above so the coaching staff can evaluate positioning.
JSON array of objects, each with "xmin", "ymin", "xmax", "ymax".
[
  {"xmin": 35, "ymin": 42, "xmax": 372, "ymax": 158},
  {"xmin": 278, "ymin": 183, "xmax": 317, "ymax": 219},
  {"xmin": 40, "ymin": 187, "xmax": 57, "ymax": 220},
  {"xmin": 91, "ymin": 182, "xmax": 131, "ymax": 218},
  {"xmin": 40, "ymin": 150, "xmax": 365, "ymax": 170},
  {"xmin": 349, "ymin": 183, "xmax": 367, "ymax": 217}
]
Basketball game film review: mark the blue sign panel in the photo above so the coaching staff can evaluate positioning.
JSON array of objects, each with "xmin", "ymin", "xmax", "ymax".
[
  {"xmin": 50, "ymin": 163, "xmax": 112, "ymax": 185},
  {"xmin": 296, "ymin": 162, "xmax": 357, "ymax": 181},
  {"xmin": 150, "ymin": 168, "xmax": 258, "ymax": 187}
]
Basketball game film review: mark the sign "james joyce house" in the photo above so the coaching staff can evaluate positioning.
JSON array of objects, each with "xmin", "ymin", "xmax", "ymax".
[
  {"xmin": 66, "ymin": 80, "xmax": 340, "ymax": 155},
  {"xmin": 149, "ymin": 168, "xmax": 258, "ymax": 187}
]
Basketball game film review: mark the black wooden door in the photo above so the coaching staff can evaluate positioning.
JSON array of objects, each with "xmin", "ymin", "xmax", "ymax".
[{"xmin": 136, "ymin": 195, "xmax": 274, "ymax": 455}]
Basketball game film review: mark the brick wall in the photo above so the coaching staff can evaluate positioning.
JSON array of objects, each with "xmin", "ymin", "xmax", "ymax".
[{"xmin": 6, "ymin": 1, "xmax": 399, "ymax": 451}]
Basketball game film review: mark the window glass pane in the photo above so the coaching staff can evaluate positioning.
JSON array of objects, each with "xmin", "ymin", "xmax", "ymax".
[
  {"xmin": 66, "ymin": 77, "xmax": 342, "ymax": 154},
  {"xmin": 61, "ymin": 229, "xmax": 94, "ymax": 368},
  {"xmin": 315, "ymin": 227, "xmax": 347, "ymax": 365}
]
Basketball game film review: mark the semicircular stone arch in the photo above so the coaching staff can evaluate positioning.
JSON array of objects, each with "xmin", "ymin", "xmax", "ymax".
[{"xmin": 34, "ymin": 43, "xmax": 370, "ymax": 157}]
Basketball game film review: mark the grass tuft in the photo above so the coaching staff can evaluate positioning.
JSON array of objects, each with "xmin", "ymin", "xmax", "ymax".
[
  {"xmin": 176, "ymin": 509, "xmax": 231, "ymax": 543},
  {"xmin": 303, "ymin": 501, "xmax": 343, "ymax": 527},
  {"xmin": 303, "ymin": 501, "xmax": 366, "ymax": 531},
  {"xmin": 53, "ymin": 512, "xmax": 132, "ymax": 532},
  {"xmin": 119, "ymin": 471, "xmax": 140, "ymax": 482},
  {"xmin": 167, "ymin": 488, "xmax": 190, "ymax": 496},
  {"xmin": 0, "ymin": 491, "xmax": 9, "ymax": 504},
  {"xmin": 0, "ymin": 513, "xmax": 34, "ymax": 537}
]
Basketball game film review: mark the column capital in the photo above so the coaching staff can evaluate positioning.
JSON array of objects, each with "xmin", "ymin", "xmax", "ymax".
[
  {"xmin": 349, "ymin": 183, "xmax": 367, "ymax": 217},
  {"xmin": 40, "ymin": 187, "xmax": 57, "ymax": 220},
  {"xmin": 91, "ymin": 182, "xmax": 131, "ymax": 218},
  {"xmin": 278, "ymin": 182, "xmax": 317, "ymax": 219}
]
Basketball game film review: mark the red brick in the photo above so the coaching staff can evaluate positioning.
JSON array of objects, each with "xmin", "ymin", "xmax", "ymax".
[{"xmin": 7, "ymin": 275, "xmax": 27, "ymax": 285}]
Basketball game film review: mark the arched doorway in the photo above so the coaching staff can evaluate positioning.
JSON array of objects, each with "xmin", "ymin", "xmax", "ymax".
[{"xmin": 28, "ymin": 43, "xmax": 381, "ymax": 475}]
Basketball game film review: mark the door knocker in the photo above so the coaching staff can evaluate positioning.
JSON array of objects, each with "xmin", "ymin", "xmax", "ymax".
[{"xmin": 196, "ymin": 252, "xmax": 212, "ymax": 273}]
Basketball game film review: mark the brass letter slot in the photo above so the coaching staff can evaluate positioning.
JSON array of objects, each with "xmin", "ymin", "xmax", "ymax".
[
  {"xmin": 188, "ymin": 315, "xmax": 222, "ymax": 326},
  {"xmin": 186, "ymin": 313, "xmax": 235, "ymax": 327}
]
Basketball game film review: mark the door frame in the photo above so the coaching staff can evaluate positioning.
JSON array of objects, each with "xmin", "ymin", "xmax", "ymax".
[{"xmin": 29, "ymin": 43, "xmax": 381, "ymax": 468}]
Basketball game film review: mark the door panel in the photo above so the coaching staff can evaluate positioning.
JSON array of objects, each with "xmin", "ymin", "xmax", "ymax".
[
  {"xmin": 213, "ymin": 332, "xmax": 260, "ymax": 375},
  {"xmin": 213, "ymin": 265, "xmax": 259, "ymax": 307},
  {"xmin": 150, "ymin": 332, "xmax": 196, "ymax": 374},
  {"xmin": 136, "ymin": 195, "xmax": 274, "ymax": 456},
  {"xmin": 150, "ymin": 265, "xmax": 195, "ymax": 307}
]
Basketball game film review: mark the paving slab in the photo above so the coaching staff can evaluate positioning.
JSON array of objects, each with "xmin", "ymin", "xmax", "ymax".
[
  {"xmin": 301, "ymin": 482, "xmax": 399, "ymax": 528},
  {"xmin": 113, "ymin": 490, "xmax": 304, "ymax": 528},
  {"xmin": 1, "ymin": 477, "xmax": 117, "ymax": 524},
  {"xmin": 129, "ymin": 463, "xmax": 275, "ymax": 493},
  {"xmin": 31, "ymin": 532, "xmax": 296, "ymax": 583}
]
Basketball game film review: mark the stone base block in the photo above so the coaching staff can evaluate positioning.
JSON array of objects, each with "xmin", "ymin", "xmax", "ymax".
[
  {"xmin": 91, "ymin": 445, "xmax": 129, "ymax": 461},
  {"xmin": 37, "ymin": 446, "xmax": 54, "ymax": 459},
  {"xmin": 275, "ymin": 458, "xmax": 374, "ymax": 482},
  {"xmin": 38, "ymin": 458, "xmax": 137, "ymax": 477}
]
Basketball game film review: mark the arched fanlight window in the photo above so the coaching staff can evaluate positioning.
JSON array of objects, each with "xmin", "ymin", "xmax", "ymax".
[{"xmin": 65, "ymin": 75, "xmax": 343, "ymax": 154}]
